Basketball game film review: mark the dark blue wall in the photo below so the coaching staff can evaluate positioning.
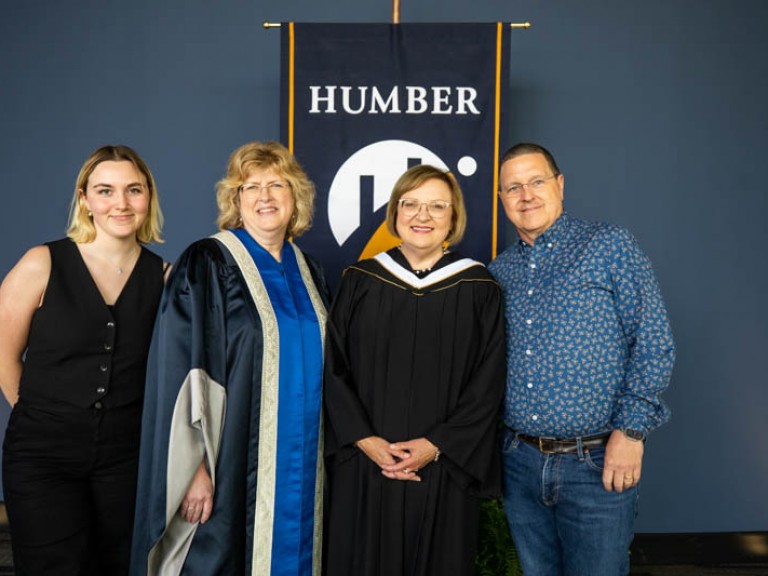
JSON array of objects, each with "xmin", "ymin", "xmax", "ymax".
[{"xmin": 2, "ymin": 0, "xmax": 767, "ymax": 533}]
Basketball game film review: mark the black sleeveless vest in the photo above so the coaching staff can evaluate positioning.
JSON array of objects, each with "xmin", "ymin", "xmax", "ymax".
[{"xmin": 18, "ymin": 239, "xmax": 164, "ymax": 408}]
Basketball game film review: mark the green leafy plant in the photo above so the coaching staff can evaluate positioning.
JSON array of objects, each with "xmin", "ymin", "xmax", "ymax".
[{"xmin": 475, "ymin": 499, "xmax": 523, "ymax": 576}]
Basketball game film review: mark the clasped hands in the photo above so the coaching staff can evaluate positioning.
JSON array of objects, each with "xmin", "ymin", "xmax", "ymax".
[{"xmin": 356, "ymin": 436, "xmax": 439, "ymax": 482}]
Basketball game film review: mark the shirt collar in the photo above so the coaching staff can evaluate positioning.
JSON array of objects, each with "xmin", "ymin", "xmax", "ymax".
[{"xmin": 516, "ymin": 212, "xmax": 570, "ymax": 252}]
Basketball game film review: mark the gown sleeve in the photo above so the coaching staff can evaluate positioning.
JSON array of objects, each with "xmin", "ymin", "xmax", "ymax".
[
  {"xmin": 130, "ymin": 239, "xmax": 231, "ymax": 576},
  {"xmin": 323, "ymin": 269, "xmax": 376, "ymax": 461},
  {"xmin": 425, "ymin": 280, "xmax": 506, "ymax": 495}
]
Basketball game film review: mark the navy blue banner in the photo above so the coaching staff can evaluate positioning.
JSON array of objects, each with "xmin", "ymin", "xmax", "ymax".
[{"xmin": 281, "ymin": 23, "xmax": 510, "ymax": 288}]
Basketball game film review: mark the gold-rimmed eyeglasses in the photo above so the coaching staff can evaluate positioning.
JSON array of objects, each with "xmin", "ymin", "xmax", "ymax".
[
  {"xmin": 499, "ymin": 174, "xmax": 559, "ymax": 196},
  {"xmin": 239, "ymin": 182, "xmax": 290, "ymax": 195},
  {"xmin": 398, "ymin": 198, "xmax": 452, "ymax": 219}
]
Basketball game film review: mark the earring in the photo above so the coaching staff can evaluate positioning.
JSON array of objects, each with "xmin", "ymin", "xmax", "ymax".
[{"xmin": 87, "ymin": 211, "xmax": 93, "ymax": 218}]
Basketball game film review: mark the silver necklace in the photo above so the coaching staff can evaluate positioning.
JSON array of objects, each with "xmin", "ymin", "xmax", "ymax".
[{"xmin": 116, "ymin": 247, "xmax": 140, "ymax": 274}]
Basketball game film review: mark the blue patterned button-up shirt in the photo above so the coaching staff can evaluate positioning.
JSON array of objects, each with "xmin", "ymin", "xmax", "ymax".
[{"xmin": 488, "ymin": 213, "xmax": 674, "ymax": 438}]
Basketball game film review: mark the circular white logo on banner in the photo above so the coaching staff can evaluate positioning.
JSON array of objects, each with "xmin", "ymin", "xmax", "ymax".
[{"xmin": 327, "ymin": 140, "xmax": 454, "ymax": 246}]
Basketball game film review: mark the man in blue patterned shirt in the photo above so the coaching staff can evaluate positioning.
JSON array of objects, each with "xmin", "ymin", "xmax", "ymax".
[{"xmin": 488, "ymin": 143, "xmax": 675, "ymax": 576}]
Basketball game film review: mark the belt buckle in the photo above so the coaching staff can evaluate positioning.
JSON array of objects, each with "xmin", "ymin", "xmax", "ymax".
[{"xmin": 537, "ymin": 436, "xmax": 558, "ymax": 454}]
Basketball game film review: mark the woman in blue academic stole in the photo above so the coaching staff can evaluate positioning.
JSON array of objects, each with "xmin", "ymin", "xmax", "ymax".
[{"xmin": 130, "ymin": 141, "xmax": 329, "ymax": 576}]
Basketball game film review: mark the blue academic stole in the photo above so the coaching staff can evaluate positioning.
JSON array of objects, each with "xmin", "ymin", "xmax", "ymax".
[{"xmin": 232, "ymin": 229, "xmax": 323, "ymax": 575}]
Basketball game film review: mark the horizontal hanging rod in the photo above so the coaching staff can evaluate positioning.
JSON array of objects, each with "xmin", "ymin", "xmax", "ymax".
[{"xmin": 263, "ymin": 21, "xmax": 532, "ymax": 30}]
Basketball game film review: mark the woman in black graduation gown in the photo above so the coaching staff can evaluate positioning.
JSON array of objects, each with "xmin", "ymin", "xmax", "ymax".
[{"xmin": 324, "ymin": 165, "xmax": 506, "ymax": 576}]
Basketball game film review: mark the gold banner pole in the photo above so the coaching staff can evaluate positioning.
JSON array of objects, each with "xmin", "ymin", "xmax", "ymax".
[{"xmin": 393, "ymin": 0, "xmax": 401, "ymax": 23}]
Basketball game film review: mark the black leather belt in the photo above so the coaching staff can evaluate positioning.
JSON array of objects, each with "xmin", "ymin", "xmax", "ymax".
[{"xmin": 516, "ymin": 432, "xmax": 611, "ymax": 454}]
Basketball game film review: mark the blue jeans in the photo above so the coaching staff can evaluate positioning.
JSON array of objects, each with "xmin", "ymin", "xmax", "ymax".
[{"xmin": 501, "ymin": 428, "xmax": 638, "ymax": 576}]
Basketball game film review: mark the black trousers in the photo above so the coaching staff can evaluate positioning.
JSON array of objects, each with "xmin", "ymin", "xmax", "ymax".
[{"xmin": 2, "ymin": 399, "xmax": 142, "ymax": 576}]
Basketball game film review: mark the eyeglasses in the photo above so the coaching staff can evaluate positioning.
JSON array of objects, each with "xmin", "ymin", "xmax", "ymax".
[
  {"xmin": 499, "ymin": 174, "xmax": 559, "ymax": 196},
  {"xmin": 239, "ymin": 182, "xmax": 290, "ymax": 195},
  {"xmin": 397, "ymin": 198, "xmax": 452, "ymax": 219}
]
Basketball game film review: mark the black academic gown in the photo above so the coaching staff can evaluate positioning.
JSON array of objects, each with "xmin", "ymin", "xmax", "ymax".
[
  {"xmin": 130, "ymin": 233, "xmax": 328, "ymax": 576},
  {"xmin": 324, "ymin": 250, "xmax": 506, "ymax": 576}
]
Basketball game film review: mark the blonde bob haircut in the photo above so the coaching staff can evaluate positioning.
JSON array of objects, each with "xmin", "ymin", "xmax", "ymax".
[
  {"xmin": 66, "ymin": 145, "xmax": 164, "ymax": 244},
  {"xmin": 216, "ymin": 141, "xmax": 315, "ymax": 238},
  {"xmin": 385, "ymin": 164, "xmax": 467, "ymax": 246}
]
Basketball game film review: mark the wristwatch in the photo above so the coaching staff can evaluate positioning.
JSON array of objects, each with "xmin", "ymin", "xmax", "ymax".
[{"xmin": 622, "ymin": 428, "xmax": 646, "ymax": 442}]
